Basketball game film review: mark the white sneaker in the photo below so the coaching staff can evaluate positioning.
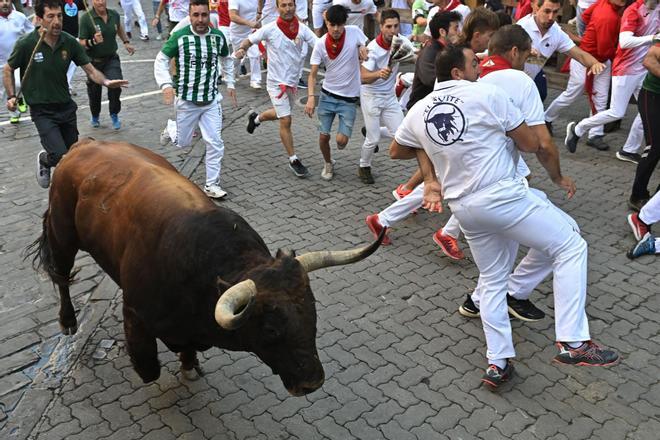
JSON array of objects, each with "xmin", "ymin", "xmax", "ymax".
[
  {"xmin": 156, "ymin": 34, "xmax": 162, "ymax": 40},
  {"xmin": 321, "ymin": 159, "xmax": 335, "ymax": 181},
  {"xmin": 250, "ymin": 81, "xmax": 262, "ymax": 89},
  {"xmin": 159, "ymin": 127, "xmax": 171, "ymax": 146},
  {"xmin": 203, "ymin": 184, "xmax": 227, "ymax": 199}
]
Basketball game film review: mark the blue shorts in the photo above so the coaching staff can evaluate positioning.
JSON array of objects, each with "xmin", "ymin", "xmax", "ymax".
[{"xmin": 317, "ymin": 91, "xmax": 358, "ymax": 138}]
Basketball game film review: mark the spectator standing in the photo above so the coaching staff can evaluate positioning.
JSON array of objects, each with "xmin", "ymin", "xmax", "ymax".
[
  {"xmin": 120, "ymin": 0, "xmax": 150, "ymax": 41},
  {"xmin": 229, "ymin": 0, "xmax": 262, "ymax": 88},
  {"xmin": 153, "ymin": 0, "xmax": 190, "ymax": 36}
]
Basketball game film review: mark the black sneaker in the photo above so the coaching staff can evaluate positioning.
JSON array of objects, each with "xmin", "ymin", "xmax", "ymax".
[
  {"xmin": 289, "ymin": 159, "xmax": 309, "ymax": 177},
  {"xmin": 240, "ymin": 64, "xmax": 248, "ymax": 77},
  {"xmin": 297, "ymin": 77, "xmax": 308, "ymax": 89},
  {"xmin": 615, "ymin": 149, "xmax": 641, "ymax": 164},
  {"xmin": 246, "ymin": 112, "xmax": 259, "ymax": 134},
  {"xmin": 628, "ymin": 196, "xmax": 648, "ymax": 212},
  {"xmin": 126, "ymin": 31, "xmax": 132, "ymax": 40},
  {"xmin": 481, "ymin": 361, "xmax": 514, "ymax": 388},
  {"xmin": 358, "ymin": 166, "xmax": 374, "ymax": 184},
  {"xmin": 564, "ymin": 121, "xmax": 579, "ymax": 153},
  {"xmin": 586, "ymin": 135, "xmax": 609, "ymax": 151},
  {"xmin": 553, "ymin": 341, "xmax": 619, "ymax": 366},
  {"xmin": 36, "ymin": 150, "xmax": 51, "ymax": 189},
  {"xmin": 545, "ymin": 120, "xmax": 553, "ymax": 137},
  {"xmin": 458, "ymin": 294, "xmax": 479, "ymax": 318},
  {"xmin": 507, "ymin": 294, "xmax": 545, "ymax": 322}
]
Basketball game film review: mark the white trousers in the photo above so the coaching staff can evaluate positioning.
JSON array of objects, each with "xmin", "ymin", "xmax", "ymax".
[
  {"xmin": 449, "ymin": 178, "xmax": 590, "ymax": 363},
  {"xmin": 175, "ymin": 97, "xmax": 225, "ymax": 186},
  {"xmin": 545, "ymin": 59, "xmax": 611, "ymax": 138},
  {"xmin": 231, "ymin": 35, "xmax": 262, "ymax": 83},
  {"xmin": 360, "ymin": 92, "xmax": 403, "ymax": 167},
  {"xmin": 640, "ymin": 190, "xmax": 660, "ymax": 226},
  {"xmin": 574, "ymin": 72, "xmax": 646, "ymax": 153},
  {"xmin": 120, "ymin": 0, "xmax": 149, "ymax": 37},
  {"xmin": 0, "ymin": 66, "xmax": 20, "ymax": 118}
]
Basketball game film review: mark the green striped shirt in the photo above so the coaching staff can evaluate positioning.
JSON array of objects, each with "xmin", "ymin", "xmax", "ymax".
[{"xmin": 161, "ymin": 25, "xmax": 229, "ymax": 103}]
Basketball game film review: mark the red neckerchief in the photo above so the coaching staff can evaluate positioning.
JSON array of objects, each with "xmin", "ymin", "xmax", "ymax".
[
  {"xmin": 325, "ymin": 30, "xmax": 346, "ymax": 60},
  {"xmin": 376, "ymin": 33, "xmax": 391, "ymax": 50},
  {"xmin": 64, "ymin": 0, "xmax": 74, "ymax": 4},
  {"xmin": 444, "ymin": 0, "xmax": 461, "ymax": 11},
  {"xmin": 479, "ymin": 55, "xmax": 512, "ymax": 77},
  {"xmin": 277, "ymin": 16, "xmax": 299, "ymax": 40}
]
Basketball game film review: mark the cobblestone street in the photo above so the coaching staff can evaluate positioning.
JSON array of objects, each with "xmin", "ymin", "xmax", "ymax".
[{"xmin": 1, "ymin": 3, "xmax": 659, "ymax": 438}]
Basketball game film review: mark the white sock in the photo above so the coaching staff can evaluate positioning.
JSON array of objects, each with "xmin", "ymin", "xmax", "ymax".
[
  {"xmin": 490, "ymin": 359, "xmax": 507, "ymax": 369},
  {"xmin": 254, "ymin": 115, "xmax": 261, "ymax": 124},
  {"xmin": 566, "ymin": 341, "xmax": 584, "ymax": 349},
  {"xmin": 289, "ymin": 155, "xmax": 298, "ymax": 163}
]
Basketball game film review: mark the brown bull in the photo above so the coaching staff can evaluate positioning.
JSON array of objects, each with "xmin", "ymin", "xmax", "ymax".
[{"xmin": 28, "ymin": 139, "xmax": 385, "ymax": 396}]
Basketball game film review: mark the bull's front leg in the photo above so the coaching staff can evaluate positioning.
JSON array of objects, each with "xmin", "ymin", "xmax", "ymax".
[
  {"xmin": 123, "ymin": 305, "xmax": 160, "ymax": 383},
  {"xmin": 179, "ymin": 350, "xmax": 205, "ymax": 381}
]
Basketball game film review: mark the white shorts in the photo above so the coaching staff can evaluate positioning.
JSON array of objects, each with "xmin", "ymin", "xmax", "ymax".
[
  {"xmin": 312, "ymin": 2, "xmax": 332, "ymax": 29},
  {"xmin": 267, "ymin": 86, "xmax": 296, "ymax": 118}
]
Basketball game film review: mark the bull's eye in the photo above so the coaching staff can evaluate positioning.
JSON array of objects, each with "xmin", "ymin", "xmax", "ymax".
[{"xmin": 262, "ymin": 323, "xmax": 283, "ymax": 342}]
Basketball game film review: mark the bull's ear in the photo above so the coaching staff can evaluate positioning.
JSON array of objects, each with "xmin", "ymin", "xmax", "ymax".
[
  {"xmin": 276, "ymin": 249, "xmax": 296, "ymax": 258},
  {"xmin": 216, "ymin": 276, "xmax": 232, "ymax": 293}
]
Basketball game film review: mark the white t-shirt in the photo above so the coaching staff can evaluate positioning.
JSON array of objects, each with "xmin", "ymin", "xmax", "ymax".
[
  {"xmin": 395, "ymin": 80, "xmax": 524, "ymax": 200},
  {"xmin": 332, "ymin": 0, "xmax": 377, "ymax": 30},
  {"xmin": 479, "ymin": 68, "xmax": 544, "ymax": 177},
  {"xmin": 262, "ymin": 0, "xmax": 278, "ymax": 24},
  {"xmin": 361, "ymin": 38, "xmax": 401, "ymax": 95},
  {"xmin": 310, "ymin": 25, "xmax": 367, "ymax": 98},
  {"xmin": 517, "ymin": 14, "xmax": 575, "ymax": 79},
  {"xmin": 424, "ymin": 3, "xmax": 471, "ymax": 36},
  {"xmin": 0, "ymin": 11, "xmax": 34, "ymax": 66},
  {"xmin": 577, "ymin": 0, "xmax": 597, "ymax": 10},
  {"xmin": 228, "ymin": 0, "xmax": 258, "ymax": 41},
  {"xmin": 249, "ymin": 21, "xmax": 318, "ymax": 87},
  {"xmin": 168, "ymin": 0, "xmax": 190, "ymax": 23}
]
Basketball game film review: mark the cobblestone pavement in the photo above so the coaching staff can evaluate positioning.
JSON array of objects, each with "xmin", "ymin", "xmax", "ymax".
[{"xmin": 1, "ymin": 4, "xmax": 659, "ymax": 439}]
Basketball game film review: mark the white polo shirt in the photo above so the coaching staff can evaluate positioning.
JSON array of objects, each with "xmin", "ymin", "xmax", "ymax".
[
  {"xmin": 361, "ymin": 38, "xmax": 401, "ymax": 95},
  {"xmin": 228, "ymin": 0, "xmax": 258, "ymax": 41},
  {"xmin": 332, "ymin": 0, "xmax": 377, "ymax": 30},
  {"xmin": 311, "ymin": 25, "xmax": 367, "ymax": 98},
  {"xmin": 517, "ymin": 14, "xmax": 575, "ymax": 79},
  {"xmin": 0, "ymin": 11, "xmax": 34, "ymax": 66},
  {"xmin": 249, "ymin": 21, "xmax": 318, "ymax": 87},
  {"xmin": 424, "ymin": 3, "xmax": 471, "ymax": 35},
  {"xmin": 395, "ymin": 80, "xmax": 524, "ymax": 201}
]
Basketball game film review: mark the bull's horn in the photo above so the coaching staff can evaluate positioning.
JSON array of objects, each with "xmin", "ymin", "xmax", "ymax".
[
  {"xmin": 295, "ymin": 227, "xmax": 387, "ymax": 273},
  {"xmin": 215, "ymin": 279, "xmax": 257, "ymax": 330}
]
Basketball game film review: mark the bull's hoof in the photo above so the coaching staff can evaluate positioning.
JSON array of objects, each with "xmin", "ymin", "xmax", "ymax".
[
  {"xmin": 180, "ymin": 365, "xmax": 204, "ymax": 381},
  {"xmin": 59, "ymin": 318, "xmax": 78, "ymax": 335},
  {"xmin": 137, "ymin": 369, "xmax": 160, "ymax": 383}
]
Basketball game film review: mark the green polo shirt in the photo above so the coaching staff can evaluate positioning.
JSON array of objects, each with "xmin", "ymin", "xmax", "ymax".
[
  {"xmin": 7, "ymin": 29, "xmax": 90, "ymax": 105},
  {"xmin": 79, "ymin": 8, "xmax": 121, "ymax": 59}
]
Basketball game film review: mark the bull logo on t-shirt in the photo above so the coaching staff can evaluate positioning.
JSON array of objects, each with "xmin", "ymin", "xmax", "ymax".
[{"xmin": 424, "ymin": 101, "xmax": 465, "ymax": 146}]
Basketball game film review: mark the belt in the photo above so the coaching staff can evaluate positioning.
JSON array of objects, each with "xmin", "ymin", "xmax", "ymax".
[{"xmin": 321, "ymin": 88, "xmax": 359, "ymax": 104}]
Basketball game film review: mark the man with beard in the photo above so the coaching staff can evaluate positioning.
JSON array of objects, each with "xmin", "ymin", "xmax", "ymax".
[
  {"xmin": 4, "ymin": 0, "xmax": 127, "ymax": 188},
  {"xmin": 305, "ymin": 5, "xmax": 368, "ymax": 180},
  {"xmin": 390, "ymin": 42, "xmax": 618, "ymax": 389},
  {"xmin": 154, "ymin": 0, "xmax": 237, "ymax": 199},
  {"xmin": 236, "ymin": 0, "xmax": 318, "ymax": 178}
]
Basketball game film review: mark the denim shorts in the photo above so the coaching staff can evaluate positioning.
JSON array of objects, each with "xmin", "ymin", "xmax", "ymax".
[{"xmin": 317, "ymin": 91, "xmax": 358, "ymax": 138}]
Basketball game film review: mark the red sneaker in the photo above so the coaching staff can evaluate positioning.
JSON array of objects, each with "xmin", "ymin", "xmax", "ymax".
[
  {"xmin": 392, "ymin": 184, "xmax": 412, "ymax": 201},
  {"xmin": 432, "ymin": 228, "xmax": 464, "ymax": 260},
  {"xmin": 627, "ymin": 212, "xmax": 650, "ymax": 241},
  {"xmin": 366, "ymin": 214, "xmax": 391, "ymax": 245}
]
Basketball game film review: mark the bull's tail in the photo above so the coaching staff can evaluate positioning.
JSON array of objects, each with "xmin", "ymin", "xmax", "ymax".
[{"xmin": 24, "ymin": 209, "xmax": 77, "ymax": 287}]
